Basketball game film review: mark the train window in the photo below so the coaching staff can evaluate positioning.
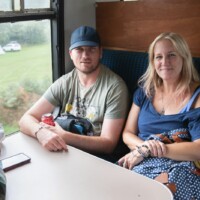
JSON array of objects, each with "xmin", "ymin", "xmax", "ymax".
[
  {"xmin": 24, "ymin": 0, "xmax": 50, "ymax": 9},
  {"xmin": 0, "ymin": 20, "xmax": 52, "ymax": 134},
  {"xmin": 0, "ymin": 0, "xmax": 50, "ymax": 11},
  {"xmin": 0, "ymin": 0, "xmax": 65, "ymax": 135}
]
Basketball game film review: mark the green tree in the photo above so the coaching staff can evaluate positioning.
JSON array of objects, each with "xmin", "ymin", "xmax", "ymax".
[
  {"xmin": 0, "ymin": 20, "xmax": 50, "ymax": 45},
  {"xmin": 0, "ymin": 24, "xmax": 11, "ymax": 45}
]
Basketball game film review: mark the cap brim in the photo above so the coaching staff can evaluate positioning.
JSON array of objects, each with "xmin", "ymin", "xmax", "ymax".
[{"xmin": 69, "ymin": 41, "xmax": 99, "ymax": 51}]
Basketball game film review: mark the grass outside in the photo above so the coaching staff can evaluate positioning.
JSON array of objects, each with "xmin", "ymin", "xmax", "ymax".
[
  {"xmin": 0, "ymin": 43, "xmax": 53, "ymax": 135},
  {"xmin": 0, "ymin": 44, "xmax": 52, "ymax": 92}
]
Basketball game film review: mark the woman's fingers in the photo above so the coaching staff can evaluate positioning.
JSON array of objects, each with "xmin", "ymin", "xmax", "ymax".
[
  {"xmin": 118, "ymin": 151, "xmax": 144, "ymax": 170},
  {"xmin": 144, "ymin": 140, "xmax": 166, "ymax": 157}
]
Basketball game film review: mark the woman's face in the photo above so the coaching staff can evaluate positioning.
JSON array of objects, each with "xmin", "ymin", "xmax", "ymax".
[{"xmin": 153, "ymin": 39, "xmax": 183, "ymax": 82}]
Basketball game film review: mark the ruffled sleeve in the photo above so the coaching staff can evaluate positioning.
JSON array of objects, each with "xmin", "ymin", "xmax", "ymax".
[
  {"xmin": 187, "ymin": 109, "xmax": 200, "ymax": 141},
  {"xmin": 133, "ymin": 87, "xmax": 146, "ymax": 107}
]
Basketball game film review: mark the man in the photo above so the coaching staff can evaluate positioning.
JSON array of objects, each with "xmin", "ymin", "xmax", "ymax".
[{"xmin": 19, "ymin": 26, "xmax": 129, "ymax": 161}]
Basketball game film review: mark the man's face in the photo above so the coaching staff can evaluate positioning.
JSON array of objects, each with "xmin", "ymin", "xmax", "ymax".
[{"xmin": 69, "ymin": 46, "xmax": 102, "ymax": 74}]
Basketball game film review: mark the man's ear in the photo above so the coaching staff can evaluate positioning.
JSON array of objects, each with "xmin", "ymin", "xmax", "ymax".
[{"xmin": 69, "ymin": 50, "xmax": 72, "ymax": 59}]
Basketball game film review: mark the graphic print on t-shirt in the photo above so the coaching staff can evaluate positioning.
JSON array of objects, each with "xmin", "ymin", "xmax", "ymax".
[{"xmin": 65, "ymin": 95, "xmax": 97, "ymax": 121}]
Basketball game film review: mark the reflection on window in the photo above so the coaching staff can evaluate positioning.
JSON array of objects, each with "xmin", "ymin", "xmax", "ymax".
[
  {"xmin": 25, "ymin": 0, "xmax": 50, "ymax": 9},
  {"xmin": 0, "ymin": 0, "xmax": 50, "ymax": 11},
  {"xmin": 0, "ymin": 20, "xmax": 52, "ymax": 135},
  {"xmin": 0, "ymin": 0, "xmax": 12, "ymax": 11},
  {"xmin": 14, "ymin": 1, "xmax": 20, "ymax": 11}
]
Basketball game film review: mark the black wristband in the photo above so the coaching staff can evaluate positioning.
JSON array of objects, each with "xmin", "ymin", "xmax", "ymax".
[{"xmin": 34, "ymin": 126, "xmax": 43, "ymax": 138}]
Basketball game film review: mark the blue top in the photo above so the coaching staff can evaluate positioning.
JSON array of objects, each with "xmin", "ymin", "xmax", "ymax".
[{"xmin": 133, "ymin": 87, "xmax": 200, "ymax": 141}]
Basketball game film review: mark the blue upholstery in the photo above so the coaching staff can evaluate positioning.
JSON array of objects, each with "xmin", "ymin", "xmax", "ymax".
[
  {"xmin": 101, "ymin": 49, "xmax": 148, "ymax": 95},
  {"xmin": 193, "ymin": 57, "xmax": 200, "ymax": 75},
  {"xmin": 101, "ymin": 48, "xmax": 200, "ymax": 95}
]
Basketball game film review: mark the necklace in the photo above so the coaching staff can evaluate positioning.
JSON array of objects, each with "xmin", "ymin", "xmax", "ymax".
[
  {"xmin": 160, "ymin": 91, "xmax": 174, "ymax": 115},
  {"xmin": 160, "ymin": 102, "xmax": 165, "ymax": 115},
  {"xmin": 160, "ymin": 98, "xmax": 165, "ymax": 114},
  {"xmin": 160, "ymin": 90, "xmax": 187, "ymax": 115}
]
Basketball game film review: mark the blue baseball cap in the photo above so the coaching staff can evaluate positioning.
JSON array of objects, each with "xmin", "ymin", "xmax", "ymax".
[{"xmin": 69, "ymin": 26, "xmax": 101, "ymax": 51}]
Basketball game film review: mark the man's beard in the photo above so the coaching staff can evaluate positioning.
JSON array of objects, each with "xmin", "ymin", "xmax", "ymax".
[{"xmin": 77, "ymin": 63, "xmax": 99, "ymax": 75}]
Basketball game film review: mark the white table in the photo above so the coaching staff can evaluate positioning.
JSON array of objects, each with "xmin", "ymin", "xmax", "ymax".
[{"xmin": 0, "ymin": 132, "xmax": 173, "ymax": 200}]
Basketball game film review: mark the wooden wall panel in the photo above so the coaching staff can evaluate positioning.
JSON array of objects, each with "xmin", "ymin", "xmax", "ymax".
[{"xmin": 96, "ymin": 0, "xmax": 200, "ymax": 57}]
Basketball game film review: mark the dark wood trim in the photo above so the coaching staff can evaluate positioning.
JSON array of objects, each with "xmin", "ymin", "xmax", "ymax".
[
  {"xmin": 96, "ymin": 0, "xmax": 200, "ymax": 57},
  {"xmin": 0, "ymin": 11, "xmax": 55, "ymax": 23}
]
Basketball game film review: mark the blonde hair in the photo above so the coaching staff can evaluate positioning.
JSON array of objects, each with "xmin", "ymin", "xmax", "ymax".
[{"xmin": 139, "ymin": 32, "xmax": 199, "ymax": 97}]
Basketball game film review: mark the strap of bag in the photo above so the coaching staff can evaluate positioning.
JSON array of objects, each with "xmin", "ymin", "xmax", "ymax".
[
  {"xmin": 179, "ymin": 86, "xmax": 200, "ymax": 113},
  {"xmin": 56, "ymin": 116, "xmax": 75, "ymax": 131},
  {"xmin": 52, "ymin": 106, "xmax": 61, "ymax": 120}
]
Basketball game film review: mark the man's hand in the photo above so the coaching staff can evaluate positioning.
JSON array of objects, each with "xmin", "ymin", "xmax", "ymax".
[{"xmin": 36, "ymin": 126, "xmax": 67, "ymax": 152}]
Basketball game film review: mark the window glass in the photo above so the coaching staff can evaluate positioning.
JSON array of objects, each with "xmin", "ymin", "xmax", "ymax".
[
  {"xmin": 14, "ymin": 0, "xmax": 20, "ymax": 11},
  {"xmin": 0, "ymin": 0, "xmax": 50, "ymax": 11},
  {"xmin": 25, "ymin": 0, "xmax": 50, "ymax": 9},
  {"xmin": 0, "ymin": 20, "xmax": 52, "ymax": 135},
  {"xmin": 0, "ymin": 0, "xmax": 12, "ymax": 11}
]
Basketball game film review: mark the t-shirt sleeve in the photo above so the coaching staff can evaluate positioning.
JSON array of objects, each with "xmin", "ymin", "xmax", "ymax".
[
  {"xmin": 133, "ymin": 87, "xmax": 146, "ymax": 107},
  {"xmin": 43, "ymin": 79, "xmax": 63, "ymax": 106},
  {"xmin": 188, "ymin": 113, "xmax": 200, "ymax": 141},
  {"xmin": 104, "ymin": 80, "xmax": 129, "ymax": 119},
  {"xmin": 43, "ymin": 75, "xmax": 70, "ymax": 107}
]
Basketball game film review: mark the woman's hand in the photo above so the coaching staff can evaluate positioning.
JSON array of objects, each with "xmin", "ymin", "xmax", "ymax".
[
  {"xmin": 143, "ymin": 140, "xmax": 167, "ymax": 157},
  {"xmin": 118, "ymin": 151, "xmax": 144, "ymax": 170}
]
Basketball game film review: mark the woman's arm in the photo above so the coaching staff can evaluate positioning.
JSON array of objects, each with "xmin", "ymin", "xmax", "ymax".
[
  {"xmin": 164, "ymin": 139, "xmax": 200, "ymax": 161},
  {"xmin": 163, "ymin": 90, "xmax": 200, "ymax": 161},
  {"xmin": 122, "ymin": 103, "xmax": 144, "ymax": 150},
  {"xmin": 121, "ymin": 103, "xmax": 167, "ymax": 165}
]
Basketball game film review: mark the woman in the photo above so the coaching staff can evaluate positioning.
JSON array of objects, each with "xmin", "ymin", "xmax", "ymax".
[{"xmin": 118, "ymin": 32, "xmax": 200, "ymax": 199}]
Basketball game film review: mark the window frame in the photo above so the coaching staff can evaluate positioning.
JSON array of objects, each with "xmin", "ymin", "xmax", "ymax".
[{"xmin": 0, "ymin": 0, "xmax": 65, "ymax": 81}]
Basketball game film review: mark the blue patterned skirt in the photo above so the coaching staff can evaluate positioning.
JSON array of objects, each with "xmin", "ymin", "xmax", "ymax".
[{"xmin": 133, "ymin": 128, "xmax": 200, "ymax": 200}]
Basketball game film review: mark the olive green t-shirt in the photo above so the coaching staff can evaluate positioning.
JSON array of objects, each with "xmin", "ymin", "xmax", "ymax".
[{"xmin": 43, "ymin": 64, "xmax": 129, "ymax": 135}]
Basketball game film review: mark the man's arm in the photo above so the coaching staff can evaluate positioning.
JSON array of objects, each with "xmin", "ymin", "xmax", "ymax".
[
  {"xmin": 19, "ymin": 97, "xmax": 55, "ymax": 137},
  {"xmin": 43, "ymin": 118, "xmax": 125, "ymax": 154},
  {"xmin": 19, "ymin": 97, "xmax": 67, "ymax": 151},
  {"xmin": 19, "ymin": 96, "xmax": 125, "ymax": 154}
]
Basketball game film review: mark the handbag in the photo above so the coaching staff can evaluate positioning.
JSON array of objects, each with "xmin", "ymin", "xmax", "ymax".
[{"xmin": 55, "ymin": 113, "xmax": 93, "ymax": 135}]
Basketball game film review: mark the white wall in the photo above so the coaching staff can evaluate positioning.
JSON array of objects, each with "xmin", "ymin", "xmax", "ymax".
[
  {"xmin": 64, "ymin": 0, "xmax": 96, "ymax": 71},
  {"xmin": 64, "ymin": 0, "xmax": 121, "ymax": 71}
]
